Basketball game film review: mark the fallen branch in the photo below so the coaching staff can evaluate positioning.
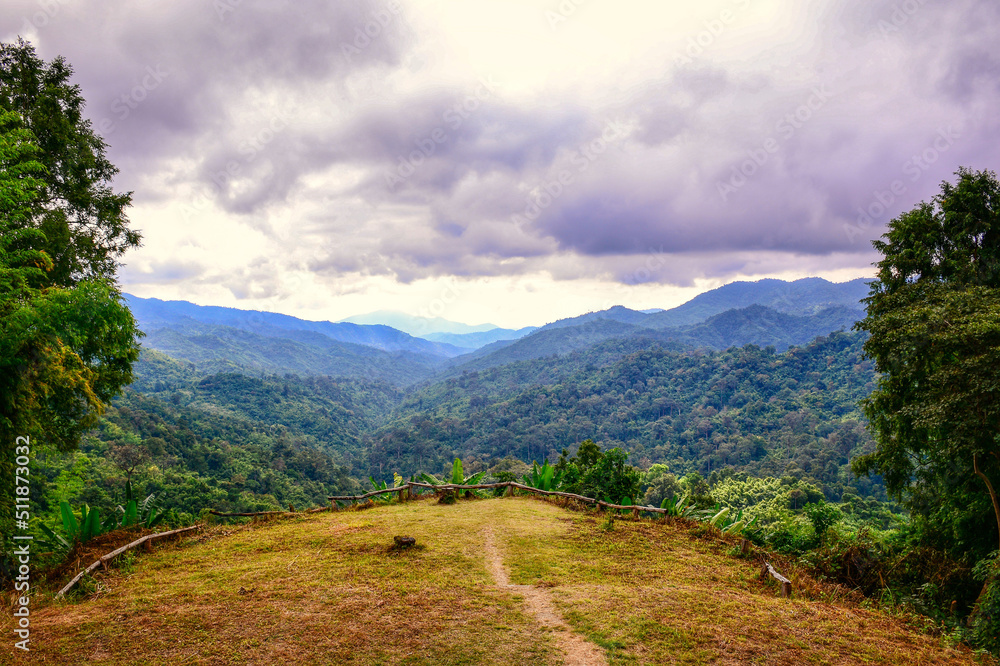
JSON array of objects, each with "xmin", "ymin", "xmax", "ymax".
[
  {"xmin": 329, "ymin": 485, "xmax": 409, "ymax": 502},
  {"xmin": 56, "ymin": 524, "xmax": 202, "ymax": 598}
]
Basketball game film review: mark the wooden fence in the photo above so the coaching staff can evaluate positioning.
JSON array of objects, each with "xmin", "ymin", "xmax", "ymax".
[
  {"xmin": 330, "ymin": 481, "xmax": 672, "ymax": 517},
  {"xmin": 56, "ymin": 524, "xmax": 203, "ymax": 597},
  {"xmin": 53, "ymin": 482, "xmax": 793, "ymax": 599}
]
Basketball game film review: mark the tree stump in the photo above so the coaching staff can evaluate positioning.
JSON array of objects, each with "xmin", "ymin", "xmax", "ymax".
[{"xmin": 393, "ymin": 536, "xmax": 416, "ymax": 549}]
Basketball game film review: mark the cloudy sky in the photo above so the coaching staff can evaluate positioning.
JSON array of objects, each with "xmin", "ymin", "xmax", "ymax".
[{"xmin": 3, "ymin": 0, "xmax": 997, "ymax": 328}]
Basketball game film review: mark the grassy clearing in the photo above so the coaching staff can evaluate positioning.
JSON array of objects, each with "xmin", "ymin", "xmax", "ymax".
[
  {"xmin": 2, "ymin": 495, "xmax": 988, "ymax": 665},
  {"xmin": 7, "ymin": 500, "xmax": 558, "ymax": 665},
  {"xmin": 495, "ymin": 500, "xmax": 985, "ymax": 665}
]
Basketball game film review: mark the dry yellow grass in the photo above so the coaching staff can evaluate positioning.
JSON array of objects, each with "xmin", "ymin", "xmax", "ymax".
[{"xmin": 1, "ymin": 496, "xmax": 990, "ymax": 665}]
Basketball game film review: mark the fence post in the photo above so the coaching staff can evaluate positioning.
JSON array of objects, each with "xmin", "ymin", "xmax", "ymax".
[{"xmin": 760, "ymin": 561, "xmax": 793, "ymax": 598}]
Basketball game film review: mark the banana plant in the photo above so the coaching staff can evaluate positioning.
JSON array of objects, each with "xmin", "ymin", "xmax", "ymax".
[
  {"xmin": 452, "ymin": 459, "xmax": 489, "ymax": 496},
  {"xmin": 139, "ymin": 493, "xmax": 168, "ymax": 528},
  {"xmin": 661, "ymin": 492, "xmax": 695, "ymax": 518},
  {"xmin": 445, "ymin": 458, "xmax": 486, "ymax": 485},
  {"xmin": 722, "ymin": 512, "xmax": 758, "ymax": 536},
  {"xmin": 36, "ymin": 521, "xmax": 71, "ymax": 554},
  {"xmin": 59, "ymin": 501, "xmax": 108, "ymax": 544},
  {"xmin": 691, "ymin": 505, "xmax": 757, "ymax": 535},
  {"xmin": 116, "ymin": 483, "xmax": 167, "ymax": 528},
  {"xmin": 419, "ymin": 459, "xmax": 489, "ymax": 499},
  {"xmin": 417, "ymin": 471, "xmax": 444, "ymax": 488},
  {"xmin": 368, "ymin": 476, "xmax": 390, "ymax": 502},
  {"xmin": 709, "ymin": 507, "xmax": 731, "ymax": 528},
  {"xmin": 522, "ymin": 460, "xmax": 561, "ymax": 492}
]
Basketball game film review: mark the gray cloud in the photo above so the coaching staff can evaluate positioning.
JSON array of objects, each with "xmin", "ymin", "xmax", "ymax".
[{"xmin": 4, "ymin": 0, "xmax": 999, "ymax": 296}]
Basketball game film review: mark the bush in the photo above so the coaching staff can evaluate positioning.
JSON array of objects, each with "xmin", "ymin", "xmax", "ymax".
[{"xmin": 972, "ymin": 554, "xmax": 1000, "ymax": 653}]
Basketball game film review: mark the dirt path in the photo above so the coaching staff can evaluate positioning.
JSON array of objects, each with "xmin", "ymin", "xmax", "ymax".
[{"xmin": 483, "ymin": 525, "xmax": 608, "ymax": 666}]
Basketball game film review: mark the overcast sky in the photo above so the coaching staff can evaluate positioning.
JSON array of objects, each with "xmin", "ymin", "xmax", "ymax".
[{"xmin": 3, "ymin": 0, "xmax": 997, "ymax": 328}]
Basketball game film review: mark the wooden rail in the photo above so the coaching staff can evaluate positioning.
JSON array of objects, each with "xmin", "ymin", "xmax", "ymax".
[
  {"xmin": 209, "ymin": 505, "xmax": 334, "ymax": 518},
  {"xmin": 761, "ymin": 561, "xmax": 793, "ymax": 598},
  {"xmin": 56, "ymin": 524, "xmax": 203, "ymax": 597},
  {"xmin": 329, "ymin": 485, "xmax": 410, "ymax": 502},
  {"xmin": 209, "ymin": 510, "xmax": 288, "ymax": 518},
  {"xmin": 328, "ymin": 481, "xmax": 670, "ymax": 516}
]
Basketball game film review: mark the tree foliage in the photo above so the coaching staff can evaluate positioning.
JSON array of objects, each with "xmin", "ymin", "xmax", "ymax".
[
  {"xmin": 0, "ymin": 38, "xmax": 138, "ymax": 285},
  {"xmin": 853, "ymin": 167, "xmax": 1000, "ymax": 562},
  {"xmin": 370, "ymin": 331, "xmax": 877, "ymax": 499},
  {"xmin": 556, "ymin": 439, "xmax": 641, "ymax": 503},
  {"xmin": 0, "ymin": 40, "xmax": 141, "ymax": 550}
]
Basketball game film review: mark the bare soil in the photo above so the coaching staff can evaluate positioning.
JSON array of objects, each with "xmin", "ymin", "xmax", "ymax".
[{"xmin": 483, "ymin": 523, "xmax": 608, "ymax": 666}]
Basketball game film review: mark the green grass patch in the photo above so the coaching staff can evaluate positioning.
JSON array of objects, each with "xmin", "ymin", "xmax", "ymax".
[{"xmin": 6, "ymin": 497, "xmax": 987, "ymax": 665}]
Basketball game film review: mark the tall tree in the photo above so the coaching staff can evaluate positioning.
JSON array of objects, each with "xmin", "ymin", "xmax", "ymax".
[
  {"xmin": 0, "ymin": 40, "xmax": 141, "ymax": 557},
  {"xmin": 852, "ymin": 167, "xmax": 1000, "ymax": 560},
  {"xmin": 0, "ymin": 38, "xmax": 139, "ymax": 285}
]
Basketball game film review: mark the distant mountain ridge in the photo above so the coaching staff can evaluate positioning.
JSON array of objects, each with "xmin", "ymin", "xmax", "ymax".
[
  {"xmin": 125, "ymin": 295, "xmax": 471, "ymax": 358},
  {"xmin": 338, "ymin": 310, "xmax": 498, "ymax": 336},
  {"xmin": 645, "ymin": 277, "xmax": 870, "ymax": 328},
  {"xmin": 447, "ymin": 302, "xmax": 863, "ymax": 375},
  {"xmin": 422, "ymin": 327, "xmax": 538, "ymax": 348},
  {"xmin": 125, "ymin": 277, "xmax": 869, "ymax": 386},
  {"xmin": 536, "ymin": 277, "xmax": 869, "ymax": 332}
]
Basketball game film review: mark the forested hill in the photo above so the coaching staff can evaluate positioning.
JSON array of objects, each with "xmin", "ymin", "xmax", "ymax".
[
  {"xmin": 125, "ymin": 294, "xmax": 468, "ymax": 386},
  {"xmin": 369, "ymin": 331, "xmax": 879, "ymax": 499},
  {"xmin": 54, "ymin": 277, "xmax": 878, "ymax": 522}
]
